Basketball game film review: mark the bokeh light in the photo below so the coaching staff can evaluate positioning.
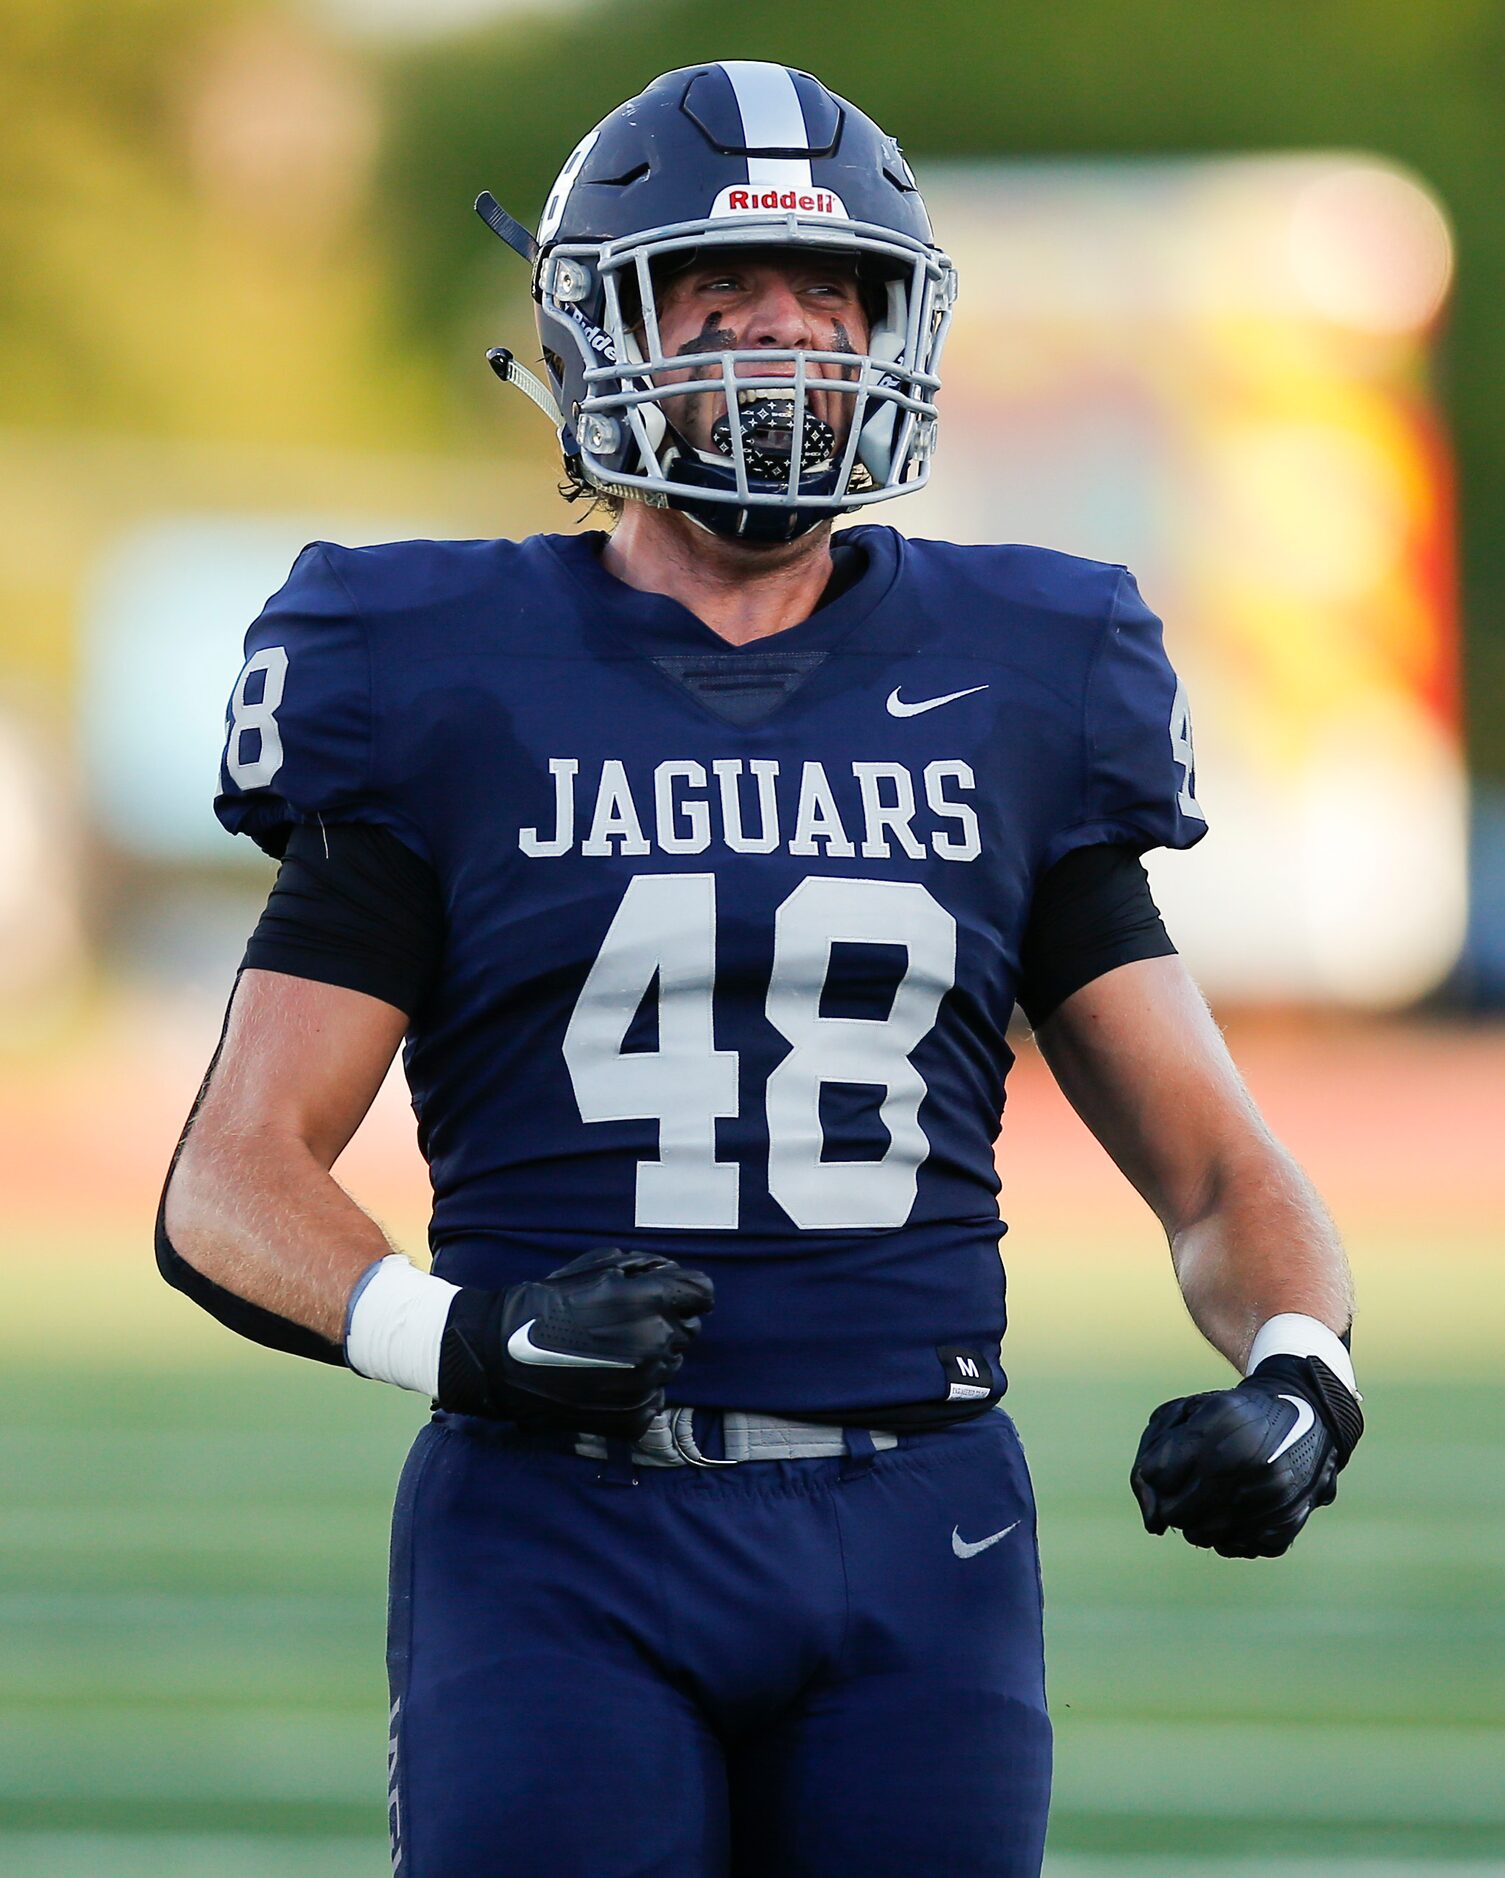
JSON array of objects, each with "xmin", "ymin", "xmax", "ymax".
[{"xmin": 901, "ymin": 156, "xmax": 1464, "ymax": 1008}]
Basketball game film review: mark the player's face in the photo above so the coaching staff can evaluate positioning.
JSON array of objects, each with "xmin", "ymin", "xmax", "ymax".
[{"xmin": 647, "ymin": 250, "xmax": 871, "ymax": 468}]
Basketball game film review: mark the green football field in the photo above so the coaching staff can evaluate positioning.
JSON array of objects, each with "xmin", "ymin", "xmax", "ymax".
[{"xmin": 2, "ymin": 1237, "xmax": 1500, "ymax": 1876}]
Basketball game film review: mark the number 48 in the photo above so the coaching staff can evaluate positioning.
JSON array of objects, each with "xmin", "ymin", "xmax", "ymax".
[{"xmin": 563, "ymin": 873, "xmax": 957, "ymax": 1233}]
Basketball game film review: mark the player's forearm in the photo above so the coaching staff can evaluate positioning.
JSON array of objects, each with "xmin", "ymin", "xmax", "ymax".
[
  {"xmin": 1167, "ymin": 1137, "xmax": 1353, "ymax": 1372},
  {"xmin": 164, "ymin": 1124, "xmax": 397, "ymax": 1345},
  {"xmin": 165, "ymin": 1129, "xmax": 712, "ymax": 1434}
]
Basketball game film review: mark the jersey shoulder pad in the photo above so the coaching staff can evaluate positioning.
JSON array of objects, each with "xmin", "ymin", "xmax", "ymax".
[
  {"xmin": 899, "ymin": 536, "xmax": 1126, "ymax": 631},
  {"xmin": 883, "ymin": 536, "xmax": 1205, "ymax": 862},
  {"xmin": 214, "ymin": 540, "xmax": 429, "ymax": 860},
  {"xmin": 308, "ymin": 534, "xmax": 526, "ymax": 621},
  {"xmin": 1045, "ymin": 564, "xmax": 1208, "ymax": 867}
]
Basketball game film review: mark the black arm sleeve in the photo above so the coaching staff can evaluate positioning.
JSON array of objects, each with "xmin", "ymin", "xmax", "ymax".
[
  {"xmin": 242, "ymin": 821, "xmax": 445, "ymax": 1015},
  {"xmin": 1016, "ymin": 843, "xmax": 1177, "ymax": 1028}
]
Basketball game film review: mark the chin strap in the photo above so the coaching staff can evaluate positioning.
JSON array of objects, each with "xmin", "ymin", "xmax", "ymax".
[
  {"xmin": 475, "ymin": 191, "xmax": 538, "ymax": 265},
  {"xmin": 486, "ymin": 348, "xmax": 564, "ymax": 426},
  {"xmin": 475, "ymin": 192, "xmax": 566, "ymax": 430}
]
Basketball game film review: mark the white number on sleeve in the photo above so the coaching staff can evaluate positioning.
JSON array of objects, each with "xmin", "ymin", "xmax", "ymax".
[
  {"xmin": 563, "ymin": 874, "xmax": 957, "ymax": 1232},
  {"xmin": 225, "ymin": 646, "xmax": 289, "ymax": 791},
  {"xmin": 1170, "ymin": 678, "xmax": 1205, "ymax": 821},
  {"xmin": 562, "ymin": 872, "xmax": 740, "ymax": 1230}
]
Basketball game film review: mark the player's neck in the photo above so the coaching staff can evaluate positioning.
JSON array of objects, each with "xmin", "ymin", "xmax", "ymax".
[{"xmin": 600, "ymin": 505, "xmax": 836, "ymax": 645}]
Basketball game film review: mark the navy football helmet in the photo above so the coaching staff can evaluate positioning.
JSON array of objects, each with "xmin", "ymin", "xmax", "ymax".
[{"xmin": 514, "ymin": 62, "xmax": 957, "ymax": 543}]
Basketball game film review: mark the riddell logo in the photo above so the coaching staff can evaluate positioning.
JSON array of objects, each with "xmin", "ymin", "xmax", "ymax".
[
  {"xmin": 564, "ymin": 300, "xmax": 618, "ymax": 363},
  {"xmin": 710, "ymin": 185, "xmax": 849, "ymax": 219}
]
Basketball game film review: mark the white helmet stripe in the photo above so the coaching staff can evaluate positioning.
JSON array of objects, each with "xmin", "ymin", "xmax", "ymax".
[{"xmin": 719, "ymin": 61, "xmax": 813, "ymax": 194}]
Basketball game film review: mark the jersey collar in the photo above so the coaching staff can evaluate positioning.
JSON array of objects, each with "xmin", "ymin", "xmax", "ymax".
[{"xmin": 542, "ymin": 524, "xmax": 903, "ymax": 661}]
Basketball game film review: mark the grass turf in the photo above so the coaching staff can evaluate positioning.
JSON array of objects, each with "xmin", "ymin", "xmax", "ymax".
[{"xmin": 1, "ymin": 1242, "xmax": 1500, "ymax": 1874}]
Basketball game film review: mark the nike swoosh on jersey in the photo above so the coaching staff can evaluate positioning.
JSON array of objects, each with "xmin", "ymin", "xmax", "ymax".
[
  {"xmin": 1266, "ymin": 1394, "xmax": 1316, "ymax": 1463},
  {"xmin": 506, "ymin": 1320, "xmax": 635, "ymax": 1368},
  {"xmin": 886, "ymin": 684, "xmax": 990, "ymax": 718},
  {"xmin": 951, "ymin": 1519, "xmax": 1020, "ymax": 1559}
]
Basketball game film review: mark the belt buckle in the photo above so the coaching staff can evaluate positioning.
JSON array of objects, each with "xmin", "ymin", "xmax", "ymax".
[{"xmin": 667, "ymin": 1405, "xmax": 738, "ymax": 1468}]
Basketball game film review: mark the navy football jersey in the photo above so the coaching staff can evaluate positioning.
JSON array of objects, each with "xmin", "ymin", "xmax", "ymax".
[{"xmin": 216, "ymin": 525, "xmax": 1205, "ymax": 1416}]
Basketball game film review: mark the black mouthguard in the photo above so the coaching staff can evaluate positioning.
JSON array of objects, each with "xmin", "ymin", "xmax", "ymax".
[{"xmin": 712, "ymin": 396, "xmax": 837, "ymax": 479}]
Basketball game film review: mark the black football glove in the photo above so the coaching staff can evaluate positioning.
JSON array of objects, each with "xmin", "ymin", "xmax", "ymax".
[
  {"xmin": 1130, "ymin": 1353, "xmax": 1364, "ymax": 1558},
  {"xmin": 436, "ymin": 1247, "xmax": 714, "ymax": 1439}
]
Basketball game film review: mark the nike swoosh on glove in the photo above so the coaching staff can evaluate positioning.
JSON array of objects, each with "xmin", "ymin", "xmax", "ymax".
[
  {"xmin": 436, "ymin": 1247, "xmax": 715, "ymax": 1439},
  {"xmin": 1130, "ymin": 1353, "xmax": 1364, "ymax": 1558}
]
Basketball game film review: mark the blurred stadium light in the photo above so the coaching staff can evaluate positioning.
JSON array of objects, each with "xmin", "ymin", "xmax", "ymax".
[{"xmin": 899, "ymin": 156, "xmax": 1463, "ymax": 1008}]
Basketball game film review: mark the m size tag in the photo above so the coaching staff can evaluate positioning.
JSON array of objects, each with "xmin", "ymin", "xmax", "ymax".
[{"xmin": 938, "ymin": 1345, "xmax": 993, "ymax": 1402}]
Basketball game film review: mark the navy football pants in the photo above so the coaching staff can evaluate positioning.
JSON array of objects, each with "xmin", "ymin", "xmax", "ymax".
[{"xmin": 386, "ymin": 1407, "xmax": 1051, "ymax": 1876}]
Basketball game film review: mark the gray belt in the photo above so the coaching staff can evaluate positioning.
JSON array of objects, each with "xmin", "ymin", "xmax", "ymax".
[{"xmin": 572, "ymin": 1406, "xmax": 900, "ymax": 1468}]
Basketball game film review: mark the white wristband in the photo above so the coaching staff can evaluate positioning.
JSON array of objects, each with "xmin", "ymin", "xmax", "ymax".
[
  {"xmin": 345, "ymin": 1254, "xmax": 460, "ymax": 1397},
  {"xmin": 1246, "ymin": 1312, "xmax": 1360, "ymax": 1400}
]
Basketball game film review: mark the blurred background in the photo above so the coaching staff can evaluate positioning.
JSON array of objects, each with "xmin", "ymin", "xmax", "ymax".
[{"xmin": 3, "ymin": 2, "xmax": 1502, "ymax": 1873}]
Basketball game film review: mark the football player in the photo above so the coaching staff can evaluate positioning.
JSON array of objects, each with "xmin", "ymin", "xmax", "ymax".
[{"xmin": 158, "ymin": 62, "xmax": 1362, "ymax": 1877}]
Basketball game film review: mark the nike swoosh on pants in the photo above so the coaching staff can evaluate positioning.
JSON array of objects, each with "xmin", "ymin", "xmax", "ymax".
[{"xmin": 951, "ymin": 1519, "xmax": 1020, "ymax": 1559}]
